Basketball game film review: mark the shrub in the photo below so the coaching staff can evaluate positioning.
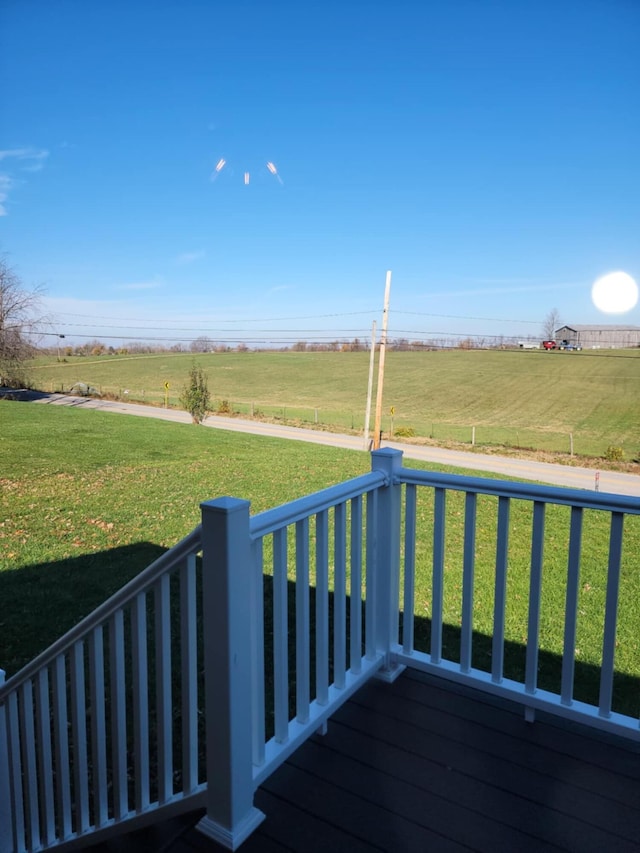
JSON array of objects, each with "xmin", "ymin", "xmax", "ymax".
[
  {"xmin": 217, "ymin": 399, "xmax": 232, "ymax": 414},
  {"xmin": 604, "ymin": 445, "xmax": 624, "ymax": 462},
  {"xmin": 0, "ymin": 373, "xmax": 26, "ymax": 390},
  {"xmin": 394, "ymin": 426, "xmax": 416, "ymax": 438},
  {"xmin": 180, "ymin": 363, "xmax": 211, "ymax": 424},
  {"xmin": 70, "ymin": 382, "xmax": 100, "ymax": 397}
]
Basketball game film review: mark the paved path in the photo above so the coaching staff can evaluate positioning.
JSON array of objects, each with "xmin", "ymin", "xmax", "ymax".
[{"xmin": 31, "ymin": 392, "xmax": 640, "ymax": 497}]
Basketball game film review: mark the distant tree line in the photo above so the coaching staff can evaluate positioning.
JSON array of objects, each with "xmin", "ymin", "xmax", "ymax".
[{"xmin": 41, "ymin": 335, "xmax": 527, "ymax": 358}]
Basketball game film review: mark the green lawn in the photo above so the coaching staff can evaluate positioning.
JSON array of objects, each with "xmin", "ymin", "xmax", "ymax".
[
  {"xmin": 24, "ymin": 348, "xmax": 640, "ymax": 458},
  {"xmin": 1, "ymin": 402, "xmax": 371, "ymax": 674},
  {"xmin": 2, "ymin": 401, "xmax": 639, "ymax": 717}
]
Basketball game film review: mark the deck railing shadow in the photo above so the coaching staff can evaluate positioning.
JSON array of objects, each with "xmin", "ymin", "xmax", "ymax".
[
  {"xmin": 0, "ymin": 543, "xmax": 168, "ymax": 677},
  {"xmin": 1, "ymin": 448, "xmax": 639, "ymax": 852},
  {"xmin": 272, "ymin": 580, "xmax": 640, "ymax": 737}
]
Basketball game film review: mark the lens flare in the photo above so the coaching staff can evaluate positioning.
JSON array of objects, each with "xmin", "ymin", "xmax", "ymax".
[
  {"xmin": 211, "ymin": 157, "xmax": 283, "ymax": 186},
  {"xmin": 210, "ymin": 158, "xmax": 227, "ymax": 182},
  {"xmin": 266, "ymin": 161, "xmax": 284, "ymax": 185}
]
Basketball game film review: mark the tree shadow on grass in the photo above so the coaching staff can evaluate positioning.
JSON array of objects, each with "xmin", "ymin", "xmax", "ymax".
[
  {"xmin": 0, "ymin": 388, "xmax": 56, "ymax": 401},
  {"xmin": 0, "ymin": 542, "xmax": 167, "ymax": 677}
]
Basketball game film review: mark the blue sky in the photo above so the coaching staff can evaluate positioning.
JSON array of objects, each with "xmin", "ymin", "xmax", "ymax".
[{"xmin": 1, "ymin": 0, "xmax": 639, "ymax": 348}]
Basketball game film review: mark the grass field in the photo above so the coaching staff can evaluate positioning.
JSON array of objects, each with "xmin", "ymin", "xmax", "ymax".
[
  {"xmin": 24, "ymin": 348, "xmax": 640, "ymax": 459},
  {"xmin": 2, "ymin": 401, "xmax": 639, "ymax": 717},
  {"xmin": 0, "ymin": 402, "xmax": 371, "ymax": 675}
]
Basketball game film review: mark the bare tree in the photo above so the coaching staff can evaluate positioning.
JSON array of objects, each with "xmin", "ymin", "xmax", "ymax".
[
  {"xmin": 392, "ymin": 337, "xmax": 410, "ymax": 351},
  {"xmin": 0, "ymin": 256, "xmax": 43, "ymax": 386},
  {"xmin": 190, "ymin": 335, "xmax": 214, "ymax": 353},
  {"xmin": 543, "ymin": 308, "xmax": 561, "ymax": 340}
]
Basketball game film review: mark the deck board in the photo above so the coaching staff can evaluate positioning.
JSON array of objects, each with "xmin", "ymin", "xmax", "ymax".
[
  {"xmin": 345, "ymin": 671, "xmax": 640, "ymax": 843},
  {"xmin": 89, "ymin": 669, "xmax": 640, "ymax": 852}
]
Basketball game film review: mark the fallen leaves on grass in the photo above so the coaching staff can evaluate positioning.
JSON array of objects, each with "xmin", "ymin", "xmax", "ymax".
[{"xmin": 87, "ymin": 518, "xmax": 115, "ymax": 531}]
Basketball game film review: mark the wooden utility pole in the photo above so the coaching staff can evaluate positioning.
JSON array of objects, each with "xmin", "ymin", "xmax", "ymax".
[
  {"xmin": 372, "ymin": 271, "xmax": 391, "ymax": 450},
  {"xmin": 363, "ymin": 320, "xmax": 377, "ymax": 449}
]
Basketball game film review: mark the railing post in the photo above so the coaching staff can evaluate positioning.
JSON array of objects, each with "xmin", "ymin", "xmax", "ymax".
[
  {"xmin": 0, "ymin": 670, "xmax": 13, "ymax": 853},
  {"xmin": 371, "ymin": 448, "xmax": 405, "ymax": 682},
  {"xmin": 196, "ymin": 498, "xmax": 265, "ymax": 850}
]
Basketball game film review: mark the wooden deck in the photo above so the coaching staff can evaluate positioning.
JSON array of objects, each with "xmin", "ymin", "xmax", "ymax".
[{"xmin": 92, "ymin": 669, "xmax": 640, "ymax": 852}]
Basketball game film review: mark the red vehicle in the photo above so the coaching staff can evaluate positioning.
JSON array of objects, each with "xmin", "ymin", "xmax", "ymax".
[{"xmin": 542, "ymin": 340, "xmax": 556, "ymax": 350}]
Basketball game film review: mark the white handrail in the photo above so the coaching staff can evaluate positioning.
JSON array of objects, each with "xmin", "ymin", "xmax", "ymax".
[
  {"xmin": 250, "ymin": 470, "xmax": 386, "ymax": 538},
  {"xmin": 397, "ymin": 468, "xmax": 640, "ymax": 514}
]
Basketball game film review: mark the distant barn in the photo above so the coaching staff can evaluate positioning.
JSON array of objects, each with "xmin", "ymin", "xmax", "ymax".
[{"xmin": 555, "ymin": 324, "xmax": 640, "ymax": 349}]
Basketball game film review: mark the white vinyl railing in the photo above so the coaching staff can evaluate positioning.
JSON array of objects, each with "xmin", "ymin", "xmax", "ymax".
[
  {"xmin": 248, "ymin": 468, "xmax": 392, "ymax": 781},
  {"xmin": 2, "ymin": 448, "xmax": 639, "ymax": 851},
  {"xmin": 194, "ymin": 464, "xmax": 395, "ymax": 847},
  {"xmin": 0, "ymin": 528, "xmax": 207, "ymax": 853},
  {"xmin": 390, "ymin": 452, "xmax": 640, "ymax": 738}
]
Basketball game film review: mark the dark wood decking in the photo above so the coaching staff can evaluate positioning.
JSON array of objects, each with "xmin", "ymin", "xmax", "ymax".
[{"xmin": 92, "ymin": 669, "xmax": 640, "ymax": 852}]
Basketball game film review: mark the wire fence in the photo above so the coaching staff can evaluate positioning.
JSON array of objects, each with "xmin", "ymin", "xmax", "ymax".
[{"xmin": 46, "ymin": 380, "xmax": 636, "ymax": 462}]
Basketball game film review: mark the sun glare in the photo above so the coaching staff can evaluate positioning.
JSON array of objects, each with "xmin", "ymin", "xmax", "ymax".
[{"xmin": 591, "ymin": 271, "xmax": 638, "ymax": 314}]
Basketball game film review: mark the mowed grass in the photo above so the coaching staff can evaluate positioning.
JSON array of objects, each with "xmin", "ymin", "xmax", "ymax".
[
  {"xmin": 25, "ymin": 348, "xmax": 640, "ymax": 458},
  {"xmin": 2, "ymin": 402, "xmax": 639, "ymax": 716},
  {"xmin": 0, "ymin": 402, "xmax": 371, "ymax": 671}
]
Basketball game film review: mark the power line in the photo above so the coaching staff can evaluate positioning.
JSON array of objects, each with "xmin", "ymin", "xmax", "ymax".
[
  {"xmin": 36, "ymin": 322, "xmax": 378, "ymax": 334},
  {"xmin": 33, "ymin": 329, "xmax": 640, "ymax": 359},
  {"xmin": 391, "ymin": 310, "xmax": 541, "ymax": 325},
  {"xmin": 37, "ymin": 328, "xmax": 513, "ymax": 342},
  {"xmin": 42, "ymin": 308, "xmax": 550, "ymax": 328},
  {"xmin": 50, "ymin": 310, "xmax": 379, "ymax": 324}
]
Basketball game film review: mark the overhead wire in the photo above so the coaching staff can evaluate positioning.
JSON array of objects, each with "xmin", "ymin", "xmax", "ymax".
[
  {"xmin": 32, "ymin": 329, "xmax": 640, "ymax": 360},
  {"xmin": 28, "ymin": 307, "xmax": 639, "ymax": 358}
]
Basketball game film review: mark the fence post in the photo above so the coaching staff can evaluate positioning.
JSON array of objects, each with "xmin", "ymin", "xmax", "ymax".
[
  {"xmin": 196, "ymin": 498, "xmax": 265, "ymax": 850},
  {"xmin": 371, "ymin": 448, "xmax": 405, "ymax": 683},
  {"xmin": 0, "ymin": 670, "xmax": 13, "ymax": 853}
]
